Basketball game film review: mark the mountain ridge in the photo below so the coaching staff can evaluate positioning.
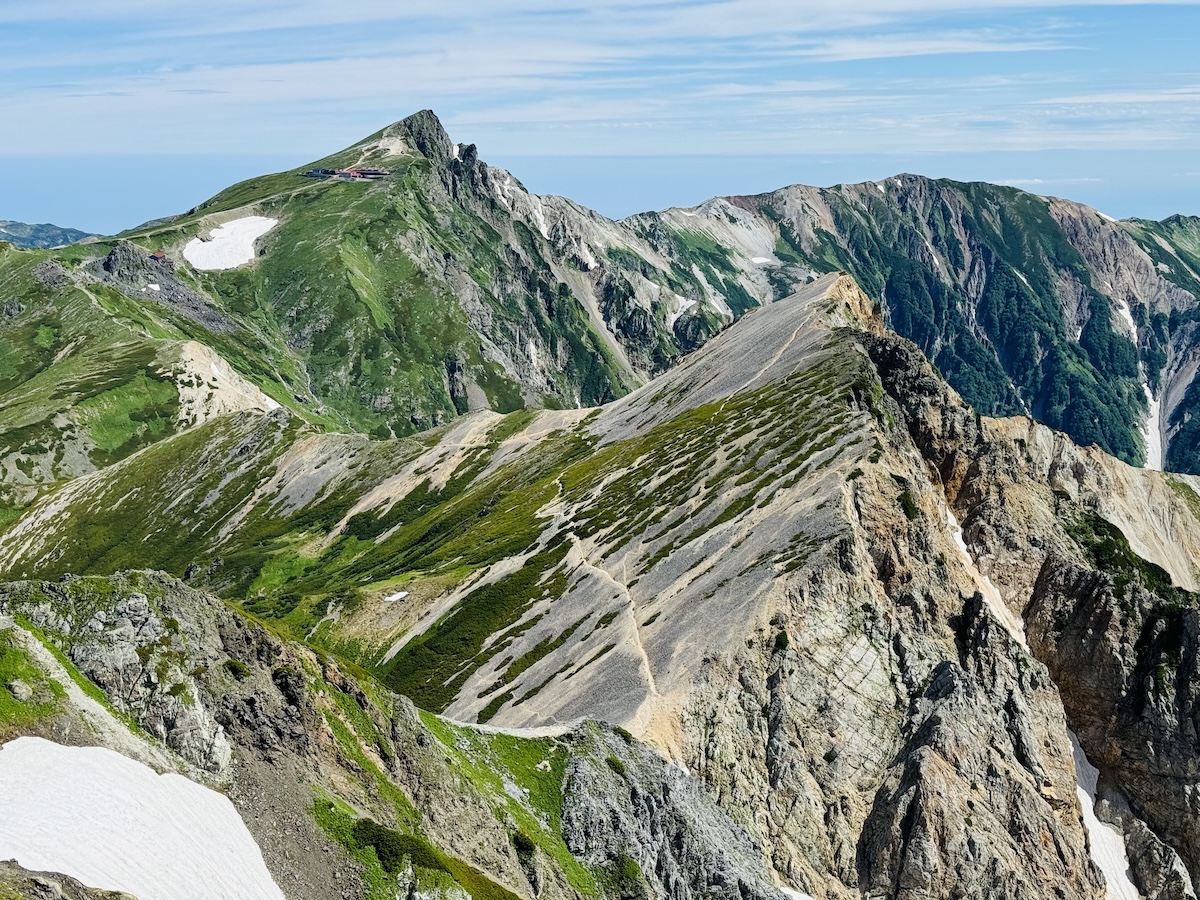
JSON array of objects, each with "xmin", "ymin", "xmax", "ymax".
[
  {"xmin": 0, "ymin": 220, "xmax": 96, "ymax": 250},
  {"xmin": 5, "ymin": 268, "xmax": 1200, "ymax": 897}
]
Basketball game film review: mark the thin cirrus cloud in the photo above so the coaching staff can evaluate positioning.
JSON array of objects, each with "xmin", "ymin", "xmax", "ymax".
[
  {"xmin": 6, "ymin": 0, "xmax": 1200, "ymax": 230},
  {"xmin": 781, "ymin": 31, "xmax": 1071, "ymax": 61},
  {"xmin": 4, "ymin": 1, "xmax": 1200, "ymax": 210}
]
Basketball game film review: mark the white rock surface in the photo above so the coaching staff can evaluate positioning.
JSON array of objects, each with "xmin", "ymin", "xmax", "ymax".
[
  {"xmin": 173, "ymin": 341, "xmax": 280, "ymax": 428},
  {"xmin": 0, "ymin": 736, "xmax": 284, "ymax": 900},
  {"xmin": 183, "ymin": 216, "xmax": 278, "ymax": 271}
]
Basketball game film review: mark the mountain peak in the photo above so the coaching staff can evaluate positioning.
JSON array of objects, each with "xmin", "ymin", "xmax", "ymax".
[{"xmin": 370, "ymin": 108, "xmax": 455, "ymax": 162}]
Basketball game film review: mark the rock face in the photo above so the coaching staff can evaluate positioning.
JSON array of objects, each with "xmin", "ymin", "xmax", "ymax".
[
  {"xmin": 855, "ymin": 595, "xmax": 1101, "ymax": 900},
  {"xmin": 861, "ymin": 328, "xmax": 1200, "ymax": 899},
  {"xmin": 1027, "ymin": 560, "xmax": 1200, "ymax": 893},
  {"xmin": 562, "ymin": 727, "xmax": 781, "ymax": 900},
  {"xmin": 92, "ymin": 242, "xmax": 233, "ymax": 333}
]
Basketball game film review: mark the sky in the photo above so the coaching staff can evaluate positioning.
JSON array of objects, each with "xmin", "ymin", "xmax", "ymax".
[{"xmin": 4, "ymin": 1, "xmax": 1200, "ymax": 234}]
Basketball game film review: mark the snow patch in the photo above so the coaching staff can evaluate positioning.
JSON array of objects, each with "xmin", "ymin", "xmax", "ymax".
[
  {"xmin": 530, "ymin": 200, "xmax": 551, "ymax": 240},
  {"xmin": 383, "ymin": 590, "xmax": 409, "ymax": 603},
  {"xmin": 145, "ymin": 283, "xmax": 160, "ymax": 292},
  {"xmin": 183, "ymin": 216, "xmax": 278, "ymax": 271},
  {"xmin": 1113, "ymin": 297, "xmax": 1138, "ymax": 339},
  {"xmin": 751, "ymin": 256, "xmax": 772, "ymax": 264},
  {"xmin": 495, "ymin": 174, "xmax": 514, "ymax": 208},
  {"xmin": 1068, "ymin": 731, "xmax": 1140, "ymax": 900},
  {"xmin": 0, "ymin": 736, "xmax": 284, "ymax": 900},
  {"xmin": 876, "ymin": 182, "xmax": 886, "ymax": 193},
  {"xmin": 946, "ymin": 508, "xmax": 1028, "ymax": 650},
  {"xmin": 780, "ymin": 888, "xmax": 817, "ymax": 900},
  {"xmin": 667, "ymin": 296, "xmax": 698, "ymax": 330},
  {"xmin": 1142, "ymin": 384, "xmax": 1163, "ymax": 470}
]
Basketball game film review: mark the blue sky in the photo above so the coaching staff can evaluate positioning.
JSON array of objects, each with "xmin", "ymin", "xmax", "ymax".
[{"xmin": 4, "ymin": 1, "xmax": 1200, "ymax": 233}]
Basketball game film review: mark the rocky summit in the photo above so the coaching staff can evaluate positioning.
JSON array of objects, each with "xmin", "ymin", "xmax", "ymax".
[{"xmin": 1, "ymin": 110, "xmax": 1199, "ymax": 900}]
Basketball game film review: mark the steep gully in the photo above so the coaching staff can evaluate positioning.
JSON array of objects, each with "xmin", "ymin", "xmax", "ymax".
[{"xmin": 944, "ymin": 505, "xmax": 1140, "ymax": 899}]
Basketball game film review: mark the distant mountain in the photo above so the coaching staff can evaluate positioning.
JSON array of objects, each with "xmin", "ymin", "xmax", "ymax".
[
  {"xmin": 625, "ymin": 178, "xmax": 1200, "ymax": 472},
  {"xmin": 0, "ymin": 220, "xmax": 95, "ymax": 249}
]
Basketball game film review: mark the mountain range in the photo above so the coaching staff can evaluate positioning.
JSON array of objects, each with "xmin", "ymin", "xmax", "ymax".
[
  {"xmin": 0, "ymin": 220, "xmax": 95, "ymax": 250},
  {"xmin": 1, "ymin": 109, "xmax": 1198, "ymax": 900}
]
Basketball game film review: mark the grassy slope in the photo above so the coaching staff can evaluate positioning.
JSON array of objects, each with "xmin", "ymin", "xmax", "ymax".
[
  {"xmin": 0, "ymin": 304, "xmax": 868, "ymax": 720},
  {"xmin": 0, "ymin": 245, "xmax": 186, "ymax": 509},
  {"xmin": 112, "ymin": 131, "xmax": 642, "ymax": 439}
]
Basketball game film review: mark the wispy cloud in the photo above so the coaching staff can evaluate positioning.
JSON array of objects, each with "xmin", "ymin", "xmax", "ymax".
[
  {"xmin": 4, "ymin": 0, "xmax": 1200, "ymax": 162},
  {"xmin": 784, "ymin": 31, "xmax": 1071, "ymax": 62},
  {"xmin": 1036, "ymin": 86, "xmax": 1200, "ymax": 104}
]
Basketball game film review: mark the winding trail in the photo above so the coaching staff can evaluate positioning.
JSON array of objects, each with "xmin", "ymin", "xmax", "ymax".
[{"xmin": 572, "ymin": 538, "xmax": 660, "ymax": 698}]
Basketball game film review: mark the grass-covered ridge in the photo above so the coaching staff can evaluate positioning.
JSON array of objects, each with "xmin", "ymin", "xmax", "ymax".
[{"xmin": 0, "ymin": 291, "xmax": 871, "ymax": 721}]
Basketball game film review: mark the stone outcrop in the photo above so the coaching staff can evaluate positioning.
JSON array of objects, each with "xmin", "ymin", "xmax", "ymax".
[
  {"xmin": 562, "ymin": 726, "xmax": 781, "ymax": 900},
  {"xmin": 0, "ymin": 860, "xmax": 135, "ymax": 900},
  {"xmin": 92, "ymin": 242, "xmax": 233, "ymax": 333},
  {"xmin": 1027, "ymin": 559, "xmax": 1200, "ymax": 893}
]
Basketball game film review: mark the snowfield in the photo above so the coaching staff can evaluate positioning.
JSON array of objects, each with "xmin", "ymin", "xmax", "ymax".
[
  {"xmin": 1143, "ymin": 384, "xmax": 1163, "ymax": 471},
  {"xmin": 183, "ymin": 216, "xmax": 278, "ymax": 271},
  {"xmin": 0, "ymin": 736, "xmax": 284, "ymax": 900},
  {"xmin": 1068, "ymin": 731, "xmax": 1140, "ymax": 900}
]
